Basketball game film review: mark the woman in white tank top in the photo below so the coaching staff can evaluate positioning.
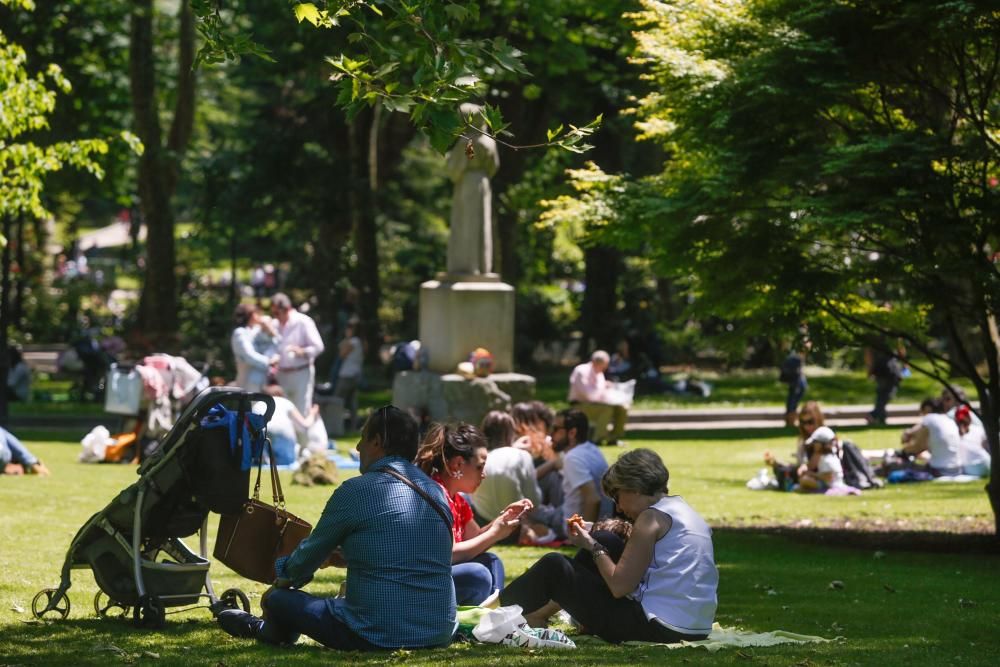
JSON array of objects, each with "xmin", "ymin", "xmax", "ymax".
[{"xmin": 500, "ymin": 448, "xmax": 718, "ymax": 643}]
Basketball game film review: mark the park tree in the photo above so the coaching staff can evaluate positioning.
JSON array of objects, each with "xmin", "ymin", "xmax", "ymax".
[
  {"xmin": 130, "ymin": 0, "xmax": 196, "ymax": 348},
  {"xmin": 544, "ymin": 0, "xmax": 1000, "ymax": 530},
  {"xmin": 0, "ymin": 0, "xmax": 117, "ymax": 420}
]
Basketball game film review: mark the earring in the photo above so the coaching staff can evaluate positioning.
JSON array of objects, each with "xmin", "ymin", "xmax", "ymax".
[{"xmin": 449, "ymin": 467, "xmax": 464, "ymax": 480}]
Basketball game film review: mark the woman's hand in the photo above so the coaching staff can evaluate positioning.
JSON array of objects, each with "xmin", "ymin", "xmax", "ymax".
[
  {"xmin": 500, "ymin": 499, "xmax": 533, "ymax": 522},
  {"xmin": 565, "ymin": 519, "xmax": 598, "ymax": 551}
]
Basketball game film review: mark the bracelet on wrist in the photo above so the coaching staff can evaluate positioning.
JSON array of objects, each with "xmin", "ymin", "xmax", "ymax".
[{"xmin": 591, "ymin": 547, "xmax": 608, "ymax": 561}]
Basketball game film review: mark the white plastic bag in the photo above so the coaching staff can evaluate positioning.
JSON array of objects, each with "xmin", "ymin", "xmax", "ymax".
[
  {"xmin": 79, "ymin": 425, "xmax": 113, "ymax": 463},
  {"xmin": 472, "ymin": 605, "xmax": 576, "ymax": 649},
  {"xmin": 605, "ymin": 379, "xmax": 636, "ymax": 407}
]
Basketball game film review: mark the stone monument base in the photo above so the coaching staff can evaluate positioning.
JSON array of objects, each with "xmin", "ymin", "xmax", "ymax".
[
  {"xmin": 392, "ymin": 370, "xmax": 536, "ymax": 425},
  {"xmin": 419, "ymin": 278, "xmax": 514, "ymax": 374}
]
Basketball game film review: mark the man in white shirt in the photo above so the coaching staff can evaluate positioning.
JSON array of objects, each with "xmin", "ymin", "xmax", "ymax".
[
  {"xmin": 568, "ymin": 350, "xmax": 627, "ymax": 445},
  {"xmin": 271, "ymin": 293, "xmax": 325, "ymax": 414},
  {"xmin": 901, "ymin": 397, "xmax": 961, "ymax": 476},
  {"xmin": 556, "ymin": 409, "xmax": 611, "ymax": 521}
]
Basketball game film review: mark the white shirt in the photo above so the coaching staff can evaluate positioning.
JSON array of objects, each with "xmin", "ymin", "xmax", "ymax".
[
  {"xmin": 338, "ymin": 336, "xmax": 364, "ymax": 378},
  {"xmin": 817, "ymin": 453, "xmax": 846, "ymax": 488},
  {"xmin": 472, "ymin": 446, "xmax": 541, "ymax": 520},
  {"xmin": 561, "ymin": 441, "xmax": 608, "ymax": 518},
  {"xmin": 958, "ymin": 424, "xmax": 990, "ymax": 469},
  {"xmin": 276, "ymin": 310, "xmax": 325, "ymax": 371},
  {"xmin": 633, "ymin": 496, "xmax": 718, "ymax": 635},
  {"xmin": 568, "ymin": 362, "xmax": 607, "ymax": 403},
  {"xmin": 921, "ymin": 413, "xmax": 961, "ymax": 471}
]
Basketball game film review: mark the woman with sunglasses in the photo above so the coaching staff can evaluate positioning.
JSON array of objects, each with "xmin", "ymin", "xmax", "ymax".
[
  {"xmin": 414, "ymin": 423, "xmax": 533, "ymax": 605},
  {"xmin": 500, "ymin": 448, "xmax": 717, "ymax": 643},
  {"xmin": 764, "ymin": 400, "xmax": 826, "ymax": 490}
]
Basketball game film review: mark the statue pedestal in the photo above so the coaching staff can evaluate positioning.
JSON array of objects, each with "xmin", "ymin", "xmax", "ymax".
[
  {"xmin": 392, "ymin": 370, "xmax": 536, "ymax": 425},
  {"xmin": 419, "ymin": 277, "xmax": 514, "ymax": 373}
]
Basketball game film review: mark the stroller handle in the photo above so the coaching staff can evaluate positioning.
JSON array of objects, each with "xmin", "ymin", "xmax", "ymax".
[{"xmin": 186, "ymin": 386, "xmax": 277, "ymax": 425}]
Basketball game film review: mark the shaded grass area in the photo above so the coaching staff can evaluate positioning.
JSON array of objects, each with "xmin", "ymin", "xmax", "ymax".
[{"xmin": 1, "ymin": 432, "xmax": 996, "ymax": 665}]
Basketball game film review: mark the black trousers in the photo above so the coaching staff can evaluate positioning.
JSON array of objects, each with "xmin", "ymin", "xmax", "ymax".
[{"xmin": 500, "ymin": 532, "xmax": 707, "ymax": 644}]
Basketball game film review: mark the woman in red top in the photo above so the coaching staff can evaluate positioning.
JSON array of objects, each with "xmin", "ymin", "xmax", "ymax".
[{"xmin": 415, "ymin": 423, "xmax": 532, "ymax": 604}]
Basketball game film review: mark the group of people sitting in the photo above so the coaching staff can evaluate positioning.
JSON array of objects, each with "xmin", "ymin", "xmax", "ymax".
[
  {"xmin": 216, "ymin": 404, "xmax": 719, "ymax": 651},
  {"xmin": 763, "ymin": 387, "xmax": 991, "ymax": 493}
]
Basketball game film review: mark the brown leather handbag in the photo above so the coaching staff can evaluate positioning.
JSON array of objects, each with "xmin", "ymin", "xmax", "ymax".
[{"xmin": 214, "ymin": 439, "xmax": 312, "ymax": 583}]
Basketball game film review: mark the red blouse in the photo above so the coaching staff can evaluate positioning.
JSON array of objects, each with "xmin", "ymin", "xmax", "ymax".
[{"xmin": 432, "ymin": 474, "xmax": 472, "ymax": 542}]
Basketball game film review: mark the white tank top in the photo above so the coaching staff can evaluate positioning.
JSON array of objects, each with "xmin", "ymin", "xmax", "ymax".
[{"xmin": 630, "ymin": 496, "xmax": 718, "ymax": 635}]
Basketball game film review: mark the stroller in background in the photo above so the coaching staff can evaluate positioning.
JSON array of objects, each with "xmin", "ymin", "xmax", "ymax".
[
  {"xmin": 33, "ymin": 387, "xmax": 275, "ymax": 628},
  {"xmin": 97, "ymin": 354, "xmax": 210, "ymax": 462}
]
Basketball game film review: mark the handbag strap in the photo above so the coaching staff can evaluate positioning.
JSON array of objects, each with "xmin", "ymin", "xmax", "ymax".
[
  {"xmin": 377, "ymin": 466, "xmax": 452, "ymax": 532},
  {"xmin": 251, "ymin": 436, "xmax": 286, "ymax": 510}
]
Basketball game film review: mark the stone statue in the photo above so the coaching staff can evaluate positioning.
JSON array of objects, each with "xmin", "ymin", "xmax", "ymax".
[{"xmin": 446, "ymin": 103, "xmax": 500, "ymax": 276}]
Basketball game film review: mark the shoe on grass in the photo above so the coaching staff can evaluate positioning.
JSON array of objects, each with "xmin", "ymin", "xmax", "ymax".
[{"xmin": 217, "ymin": 609, "xmax": 264, "ymax": 639}]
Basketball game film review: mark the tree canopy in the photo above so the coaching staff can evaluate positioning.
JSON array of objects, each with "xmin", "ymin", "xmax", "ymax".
[{"xmin": 544, "ymin": 0, "xmax": 1000, "ymax": 526}]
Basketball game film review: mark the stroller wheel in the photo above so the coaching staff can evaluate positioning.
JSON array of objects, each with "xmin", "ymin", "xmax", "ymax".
[
  {"xmin": 220, "ymin": 588, "xmax": 251, "ymax": 613},
  {"xmin": 94, "ymin": 591, "xmax": 130, "ymax": 619},
  {"xmin": 31, "ymin": 588, "xmax": 71, "ymax": 620},
  {"xmin": 133, "ymin": 594, "xmax": 165, "ymax": 629}
]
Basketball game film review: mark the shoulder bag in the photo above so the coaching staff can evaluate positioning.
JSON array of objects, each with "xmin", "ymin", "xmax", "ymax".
[{"xmin": 214, "ymin": 438, "xmax": 312, "ymax": 583}]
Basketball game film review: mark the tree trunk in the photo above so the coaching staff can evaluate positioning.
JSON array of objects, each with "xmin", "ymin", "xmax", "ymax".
[
  {"xmin": 348, "ymin": 109, "xmax": 381, "ymax": 364},
  {"xmin": 12, "ymin": 215, "xmax": 25, "ymax": 327},
  {"xmin": 129, "ymin": 0, "xmax": 195, "ymax": 349},
  {"xmin": 579, "ymin": 245, "xmax": 622, "ymax": 356},
  {"xmin": 0, "ymin": 215, "xmax": 11, "ymax": 425}
]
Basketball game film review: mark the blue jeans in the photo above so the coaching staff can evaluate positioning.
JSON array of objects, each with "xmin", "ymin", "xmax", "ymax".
[
  {"xmin": 453, "ymin": 552, "xmax": 504, "ymax": 605},
  {"xmin": 785, "ymin": 376, "xmax": 807, "ymax": 414},
  {"xmin": 260, "ymin": 588, "xmax": 375, "ymax": 650},
  {"xmin": 0, "ymin": 426, "xmax": 38, "ymax": 467},
  {"xmin": 870, "ymin": 376, "xmax": 899, "ymax": 423}
]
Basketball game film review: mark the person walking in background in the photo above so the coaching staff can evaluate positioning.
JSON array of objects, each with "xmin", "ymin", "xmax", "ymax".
[
  {"xmin": 333, "ymin": 321, "xmax": 364, "ymax": 430},
  {"xmin": 568, "ymin": 350, "xmax": 628, "ymax": 445},
  {"xmin": 865, "ymin": 339, "xmax": 906, "ymax": 425},
  {"xmin": 271, "ymin": 292, "xmax": 325, "ymax": 414},
  {"xmin": 231, "ymin": 304, "xmax": 280, "ymax": 393},
  {"xmin": 778, "ymin": 341, "xmax": 809, "ymax": 427}
]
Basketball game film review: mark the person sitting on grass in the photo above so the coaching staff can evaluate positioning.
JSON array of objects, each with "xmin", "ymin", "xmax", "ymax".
[
  {"xmin": 521, "ymin": 409, "xmax": 611, "ymax": 545},
  {"xmin": 415, "ymin": 422, "xmax": 533, "ymax": 605},
  {"xmin": 955, "ymin": 405, "xmax": 990, "ymax": 478},
  {"xmin": 470, "ymin": 411, "xmax": 542, "ymax": 535},
  {"xmin": 1, "ymin": 426, "xmax": 50, "ymax": 476},
  {"xmin": 764, "ymin": 400, "xmax": 825, "ymax": 490},
  {"xmin": 790, "ymin": 426, "xmax": 853, "ymax": 494},
  {"xmin": 500, "ymin": 448, "xmax": 718, "ymax": 644},
  {"xmin": 216, "ymin": 406, "xmax": 456, "ymax": 651},
  {"xmin": 900, "ymin": 397, "xmax": 961, "ymax": 477}
]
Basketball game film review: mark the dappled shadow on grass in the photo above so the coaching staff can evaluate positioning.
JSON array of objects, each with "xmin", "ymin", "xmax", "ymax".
[{"xmin": 714, "ymin": 524, "xmax": 998, "ymax": 554}]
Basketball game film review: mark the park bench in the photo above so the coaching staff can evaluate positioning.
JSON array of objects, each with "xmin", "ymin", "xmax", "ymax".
[{"xmin": 21, "ymin": 343, "xmax": 71, "ymax": 376}]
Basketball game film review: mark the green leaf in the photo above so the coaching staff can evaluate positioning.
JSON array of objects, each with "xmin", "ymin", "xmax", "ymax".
[
  {"xmin": 444, "ymin": 4, "xmax": 469, "ymax": 23},
  {"xmin": 293, "ymin": 3, "xmax": 320, "ymax": 25}
]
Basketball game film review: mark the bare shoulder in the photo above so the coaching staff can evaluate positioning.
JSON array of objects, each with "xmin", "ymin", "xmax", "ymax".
[{"xmin": 636, "ymin": 506, "xmax": 673, "ymax": 541}]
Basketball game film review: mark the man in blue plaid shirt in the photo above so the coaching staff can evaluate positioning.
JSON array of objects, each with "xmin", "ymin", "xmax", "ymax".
[{"xmin": 218, "ymin": 406, "xmax": 456, "ymax": 650}]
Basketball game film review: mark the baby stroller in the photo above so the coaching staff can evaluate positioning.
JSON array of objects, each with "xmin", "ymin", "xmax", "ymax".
[{"xmin": 32, "ymin": 387, "xmax": 275, "ymax": 628}]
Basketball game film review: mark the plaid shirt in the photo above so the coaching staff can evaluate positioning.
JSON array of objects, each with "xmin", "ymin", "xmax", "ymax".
[{"xmin": 275, "ymin": 455, "xmax": 456, "ymax": 648}]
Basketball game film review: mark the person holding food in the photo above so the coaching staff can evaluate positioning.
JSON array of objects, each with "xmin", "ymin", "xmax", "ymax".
[
  {"xmin": 415, "ymin": 422, "xmax": 534, "ymax": 605},
  {"xmin": 500, "ymin": 448, "xmax": 718, "ymax": 643}
]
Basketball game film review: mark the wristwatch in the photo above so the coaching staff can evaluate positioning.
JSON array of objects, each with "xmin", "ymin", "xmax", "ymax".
[{"xmin": 592, "ymin": 546, "xmax": 608, "ymax": 561}]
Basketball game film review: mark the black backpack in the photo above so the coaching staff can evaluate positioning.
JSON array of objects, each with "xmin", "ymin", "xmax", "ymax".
[{"xmin": 839, "ymin": 439, "xmax": 881, "ymax": 490}]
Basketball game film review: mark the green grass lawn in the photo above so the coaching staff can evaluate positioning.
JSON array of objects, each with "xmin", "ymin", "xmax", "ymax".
[{"xmin": 1, "ymin": 429, "xmax": 995, "ymax": 665}]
